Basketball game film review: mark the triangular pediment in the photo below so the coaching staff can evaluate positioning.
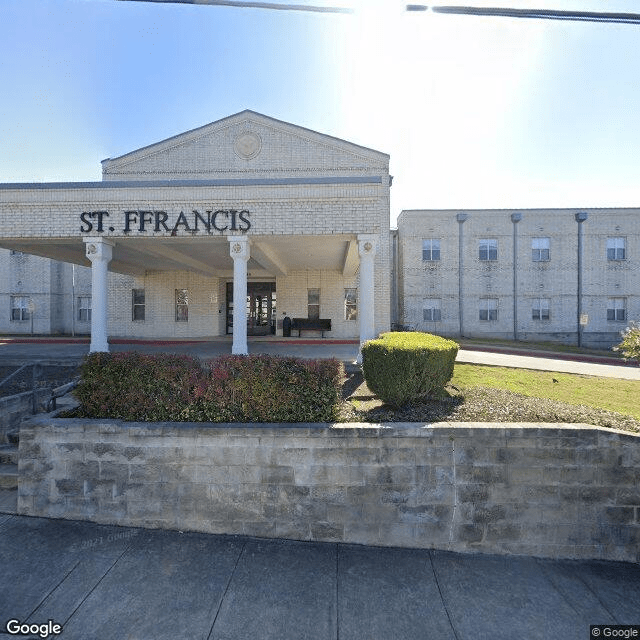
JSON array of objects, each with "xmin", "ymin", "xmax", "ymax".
[{"xmin": 101, "ymin": 110, "xmax": 388, "ymax": 181}]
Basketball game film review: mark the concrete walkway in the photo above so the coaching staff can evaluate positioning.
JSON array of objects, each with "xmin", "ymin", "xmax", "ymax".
[
  {"xmin": 1, "ymin": 335, "xmax": 639, "ymax": 379},
  {"xmin": 457, "ymin": 349, "xmax": 640, "ymax": 380},
  {"xmin": 0, "ymin": 514, "xmax": 638, "ymax": 640}
]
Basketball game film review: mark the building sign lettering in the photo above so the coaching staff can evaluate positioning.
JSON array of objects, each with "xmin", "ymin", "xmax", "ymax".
[{"xmin": 79, "ymin": 209, "xmax": 251, "ymax": 234}]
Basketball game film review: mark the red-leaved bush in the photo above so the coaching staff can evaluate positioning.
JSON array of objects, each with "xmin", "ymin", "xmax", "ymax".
[{"xmin": 73, "ymin": 352, "xmax": 343, "ymax": 422}]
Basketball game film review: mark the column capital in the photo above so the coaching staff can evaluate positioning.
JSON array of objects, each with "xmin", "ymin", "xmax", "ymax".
[
  {"xmin": 84, "ymin": 237, "xmax": 115, "ymax": 262},
  {"xmin": 357, "ymin": 234, "xmax": 377, "ymax": 258},
  {"xmin": 228, "ymin": 235, "xmax": 250, "ymax": 261}
]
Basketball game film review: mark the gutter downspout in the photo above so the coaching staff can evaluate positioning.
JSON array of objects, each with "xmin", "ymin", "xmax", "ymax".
[
  {"xmin": 457, "ymin": 213, "xmax": 468, "ymax": 337},
  {"xmin": 511, "ymin": 213, "xmax": 522, "ymax": 341},
  {"xmin": 575, "ymin": 212, "xmax": 588, "ymax": 347}
]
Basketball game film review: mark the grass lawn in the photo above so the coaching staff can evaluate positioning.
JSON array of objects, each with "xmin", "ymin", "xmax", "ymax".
[
  {"xmin": 451, "ymin": 364, "xmax": 640, "ymax": 421},
  {"xmin": 341, "ymin": 363, "xmax": 640, "ymax": 433}
]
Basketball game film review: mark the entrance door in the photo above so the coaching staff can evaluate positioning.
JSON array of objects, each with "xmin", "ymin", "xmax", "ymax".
[{"xmin": 226, "ymin": 282, "xmax": 276, "ymax": 336}]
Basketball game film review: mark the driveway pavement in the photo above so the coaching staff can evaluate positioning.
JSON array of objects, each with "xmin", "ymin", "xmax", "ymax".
[
  {"xmin": 1, "ymin": 514, "xmax": 639, "ymax": 640},
  {"xmin": 1, "ymin": 335, "xmax": 639, "ymax": 379}
]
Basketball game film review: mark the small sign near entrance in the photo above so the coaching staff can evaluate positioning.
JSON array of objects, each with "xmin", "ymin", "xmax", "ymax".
[{"xmin": 580, "ymin": 314, "xmax": 589, "ymax": 326}]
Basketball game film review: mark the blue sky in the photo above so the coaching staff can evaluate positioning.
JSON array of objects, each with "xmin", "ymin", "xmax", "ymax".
[{"xmin": 2, "ymin": 0, "xmax": 640, "ymax": 223}]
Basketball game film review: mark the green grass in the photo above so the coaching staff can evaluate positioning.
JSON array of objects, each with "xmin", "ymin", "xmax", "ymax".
[
  {"xmin": 451, "ymin": 364, "xmax": 640, "ymax": 421},
  {"xmin": 341, "ymin": 363, "xmax": 640, "ymax": 432}
]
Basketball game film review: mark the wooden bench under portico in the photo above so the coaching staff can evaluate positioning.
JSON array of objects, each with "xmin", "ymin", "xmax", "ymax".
[{"xmin": 291, "ymin": 318, "xmax": 332, "ymax": 337}]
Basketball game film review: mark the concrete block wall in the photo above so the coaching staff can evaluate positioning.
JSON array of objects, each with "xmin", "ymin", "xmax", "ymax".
[{"xmin": 18, "ymin": 418, "xmax": 640, "ymax": 563}]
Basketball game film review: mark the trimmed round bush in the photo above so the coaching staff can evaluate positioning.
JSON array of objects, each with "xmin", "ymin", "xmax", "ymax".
[{"xmin": 361, "ymin": 332, "xmax": 459, "ymax": 407}]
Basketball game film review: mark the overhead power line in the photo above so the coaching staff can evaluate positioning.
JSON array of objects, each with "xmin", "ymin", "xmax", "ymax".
[
  {"xmin": 430, "ymin": 6, "xmax": 640, "ymax": 25},
  {"xmin": 115, "ymin": 0, "xmax": 353, "ymax": 13}
]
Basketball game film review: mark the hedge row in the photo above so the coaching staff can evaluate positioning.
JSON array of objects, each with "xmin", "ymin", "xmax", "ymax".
[
  {"xmin": 361, "ymin": 332, "xmax": 459, "ymax": 407},
  {"xmin": 73, "ymin": 352, "xmax": 343, "ymax": 423}
]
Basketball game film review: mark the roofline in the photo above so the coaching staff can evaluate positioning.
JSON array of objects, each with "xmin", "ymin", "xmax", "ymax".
[
  {"xmin": 0, "ymin": 176, "xmax": 384, "ymax": 191},
  {"xmin": 399, "ymin": 207, "xmax": 640, "ymax": 215},
  {"xmin": 102, "ymin": 110, "xmax": 390, "ymax": 166}
]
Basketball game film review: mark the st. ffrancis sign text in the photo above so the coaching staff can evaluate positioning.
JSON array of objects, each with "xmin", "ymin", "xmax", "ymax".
[{"xmin": 80, "ymin": 209, "xmax": 251, "ymax": 234}]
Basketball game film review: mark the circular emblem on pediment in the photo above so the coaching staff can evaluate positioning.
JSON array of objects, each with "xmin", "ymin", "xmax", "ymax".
[
  {"xmin": 234, "ymin": 132, "xmax": 262, "ymax": 160},
  {"xmin": 231, "ymin": 243, "xmax": 243, "ymax": 254}
]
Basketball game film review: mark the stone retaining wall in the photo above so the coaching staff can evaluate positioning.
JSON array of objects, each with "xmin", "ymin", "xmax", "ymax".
[{"xmin": 18, "ymin": 417, "xmax": 640, "ymax": 562}]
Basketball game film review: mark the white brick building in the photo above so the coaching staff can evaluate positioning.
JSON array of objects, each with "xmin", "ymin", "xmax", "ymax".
[
  {"xmin": 0, "ymin": 112, "xmax": 638, "ymax": 350},
  {"xmin": 396, "ymin": 209, "xmax": 639, "ymax": 349},
  {"xmin": 0, "ymin": 111, "xmax": 391, "ymax": 352}
]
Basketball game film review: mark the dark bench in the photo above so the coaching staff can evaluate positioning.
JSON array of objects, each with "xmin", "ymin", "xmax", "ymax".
[{"xmin": 291, "ymin": 318, "xmax": 332, "ymax": 338}]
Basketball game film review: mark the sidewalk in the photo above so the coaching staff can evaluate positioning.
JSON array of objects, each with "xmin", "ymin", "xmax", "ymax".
[
  {"xmin": 1, "ymin": 335, "xmax": 639, "ymax": 379},
  {"xmin": 0, "ymin": 514, "xmax": 638, "ymax": 640}
]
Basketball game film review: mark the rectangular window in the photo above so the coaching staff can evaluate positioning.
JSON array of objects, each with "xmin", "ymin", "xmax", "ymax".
[
  {"xmin": 307, "ymin": 288, "xmax": 320, "ymax": 320},
  {"xmin": 423, "ymin": 299, "xmax": 442, "ymax": 322},
  {"xmin": 175, "ymin": 289, "xmax": 189, "ymax": 322},
  {"xmin": 532, "ymin": 237, "xmax": 550, "ymax": 262},
  {"xmin": 344, "ymin": 288, "xmax": 357, "ymax": 321},
  {"xmin": 479, "ymin": 298, "xmax": 498, "ymax": 321},
  {"xmin": 132, "ymin": 289, "xmax": 145, "ymax": 321},
  {"xmin": 532, "ymin": 298, "xmax": 550, "ymax": 320},
  {"xmin": 479, "ymin": 239, "xmax": 498, "ymax": 261},
  {"xmin": 607, "ymin": 237, "xmax": 626, "ymax": 261},
  {"xmin": 422, "ymin": 239, "xmax": 441, "ymax": 261},
  {"xmin": 10, "ymin": 296, "xmax": 30, "ymax": 321},
  {"xmin": 77, "ymin": 296, "xmax": 91, "ymax": 323},
  {"xmin": 607, "ymin": 297, "xmax": 626, "ymax": 321}
]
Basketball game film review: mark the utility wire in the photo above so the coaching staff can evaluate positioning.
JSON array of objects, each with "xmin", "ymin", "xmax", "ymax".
[
  {"xmin": 116, "ymin": 0, "xmax": 353, "ymax": 13},
  {"xmin": 430, "ymin": 6, "xmax": 640, "ymax": 24}
]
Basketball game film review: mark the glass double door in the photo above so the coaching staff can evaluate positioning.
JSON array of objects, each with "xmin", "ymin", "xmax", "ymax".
[{"xmin": 226, "ymin": 282, "xmax": 276, "ymax": 336}]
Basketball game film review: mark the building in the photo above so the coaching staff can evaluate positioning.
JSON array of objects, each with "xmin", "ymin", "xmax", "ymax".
[
  {"xmin": 396, "ymin": 208, "xmax": 639, "ymax": 349},
  {"xmin": 0, "ymin": 111, "xmax": 392, "ymax": 353},
  {"xmin": 0, "ymin": 112, "xmax": 638, "ymax": 351}
]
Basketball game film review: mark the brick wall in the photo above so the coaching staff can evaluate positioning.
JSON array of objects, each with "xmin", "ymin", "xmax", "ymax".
[
  {"xmin": 18, "ymin": 418, "xmax": 640, "ymax": 563},
  {"xmin": 397, "ymin": 209, "xmax": 640, "ymax": 348}
]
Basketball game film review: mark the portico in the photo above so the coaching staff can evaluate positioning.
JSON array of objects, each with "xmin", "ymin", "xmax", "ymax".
[{"xmin": 0, "ymin": 111, "xmax": 391, "ymax": 353}]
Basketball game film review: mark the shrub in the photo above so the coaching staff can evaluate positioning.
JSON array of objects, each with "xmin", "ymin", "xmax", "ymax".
[
  {"xmin": 613, "ymin": 322, "xmax": 640, "ymax": 362},
  {"xmin": 361, "ymin": 332, "xmax": 459, "ymax": 407},
  {"xmin": 73, "ymin": 352, "xmax": 343, "ymax": 423},
  {"xmin": 185, "ymin": 355, "xmax": 343, "ymax": 423},
  {"xmin": 74, "ymin": 352, "xmax": 204, "ymax": 421}
]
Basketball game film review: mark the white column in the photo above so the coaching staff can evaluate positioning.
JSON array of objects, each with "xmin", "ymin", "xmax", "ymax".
[
  {"xmin": 228, "ymin": 236, "xmax": 250, "ymax": 355},
  {"xmin": 358, "ymin": 234, "xmax": 377, "ymax": 350},
  {"xmin": 84, "ymin": 238, "xmax": 114, "ymax": 353}
]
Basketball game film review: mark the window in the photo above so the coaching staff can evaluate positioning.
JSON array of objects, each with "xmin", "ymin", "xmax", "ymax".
[
  {"xmin": 532, "ymin": 237, "xmax": 550, "ymax": 262},
  {"xmin": 532, "ymin": 298, "xmax": 550, "ymax": 320},
  {"xmin": 132, "ymin": 289, "xmax": 145, "ymax": 321},
  {"xmin": 423, "ymin": 299, "xmax": 441, "ymax": 322},
  {"xmin": 422, "ymin": 239, "xmax": 440, "ymax": 261},
  {"xmin": 307, "ymin": 288, "xmax": 320, "ymax": 320},
  {"xmin": 77, "ymin": 296, "xmax": 91, "ymax": 323},
  {"xmin": 175, "ymin": 289, "xmax": 189, "ymax": 322},
  {"xmin": 479, "ymin": 239, "xmax": 498, "ymax": 261},
  {"xmin": 479, "ymin": 298, "xmax": 498, "ymax": 321},
  {"xmin": 607, "ymin": 297, "xmax": 626, "ymax": 321},
  {"xmin": 344, "ymin": 288, "xmax": 357, "ymax": 320},
  {"xmin": 607, "ymin": 237, "xmax": 626, "ymax": 261},
  {"xmin": 10, "ymin": 296, "xmax": 30, "ymax": 321}
]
